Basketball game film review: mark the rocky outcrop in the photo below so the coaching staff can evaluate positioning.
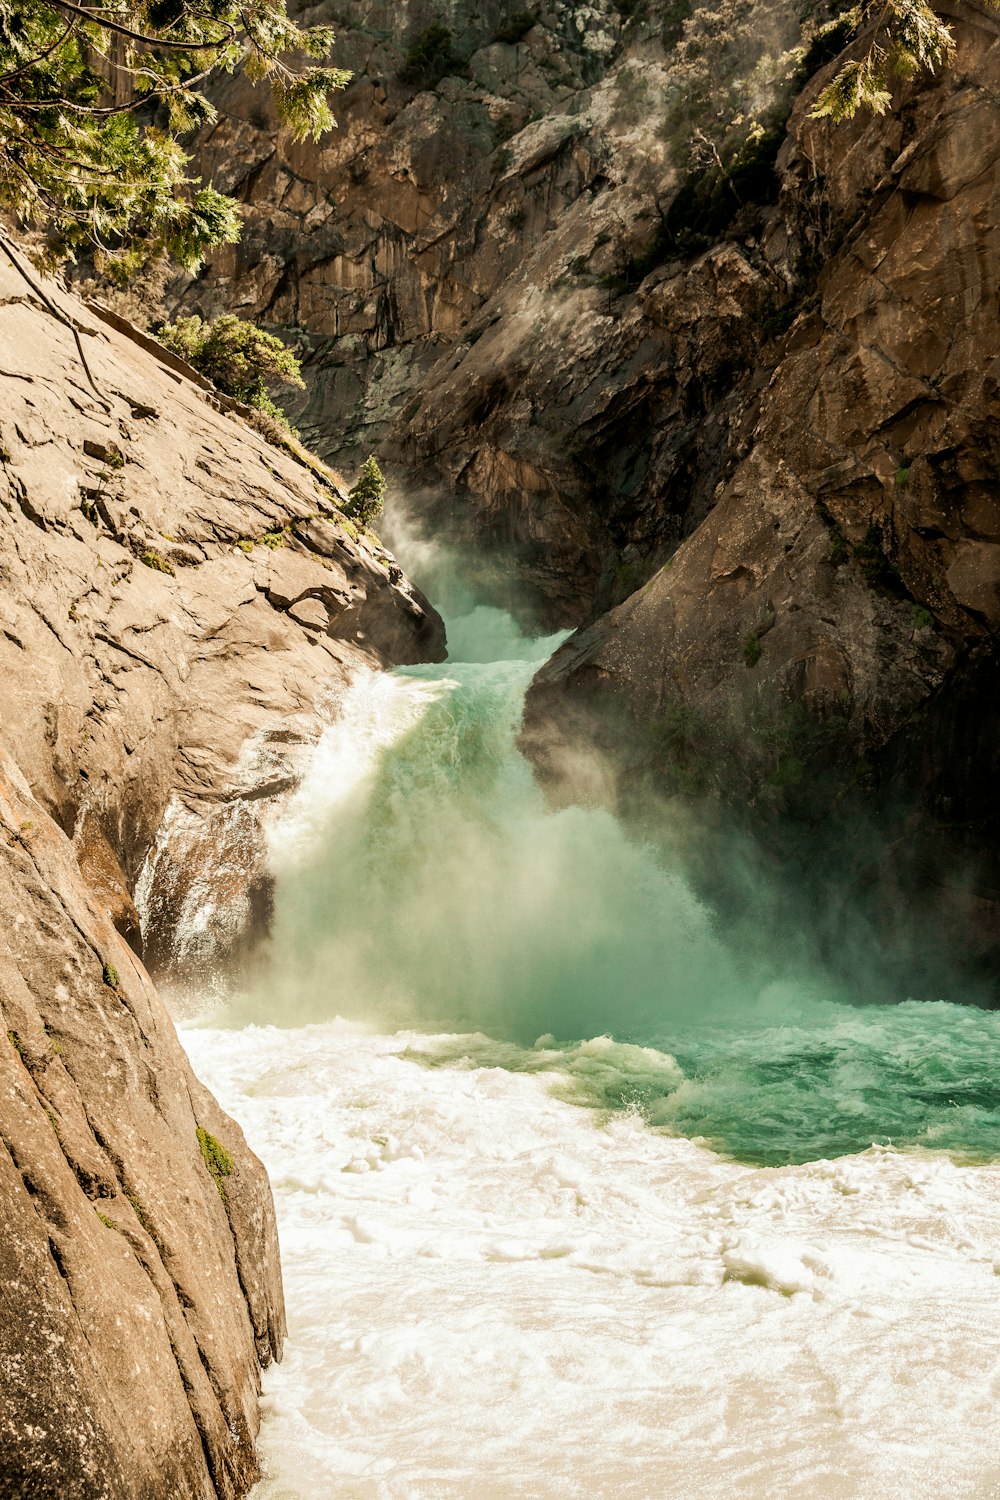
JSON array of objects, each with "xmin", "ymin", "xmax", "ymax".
[
  {"xmin": 522, "ymin": 5, "xmax": 1000, "ymax": 992},
  {"xmin": 174, "ymin": 0, "xmax": 831, "ymax": 625},
  {"xmin": 0, "ymin": 743, "xmax": 282, "ymax": 1498},
  {"xmin": 0, "ymin": 242, "xmax": 444, "ymax": 972},
  {"xmin": 0, "ymin": 240, "xmax": 444, "ymax": 1494}
]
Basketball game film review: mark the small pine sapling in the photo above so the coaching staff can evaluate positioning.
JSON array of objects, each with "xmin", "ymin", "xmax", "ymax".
[{"xmin": 344, "ymin": 455, "xmax": 386, "ymax": 529}]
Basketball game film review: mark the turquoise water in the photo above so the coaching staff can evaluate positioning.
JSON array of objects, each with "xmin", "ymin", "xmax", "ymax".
[
  {"xmin": 408, "ymin": 1003, "xmax": 1000, "ymax": 1166},
  {"xmin": 253, "ymin": 601, "xmax": 1000, "ymax": 1169}
]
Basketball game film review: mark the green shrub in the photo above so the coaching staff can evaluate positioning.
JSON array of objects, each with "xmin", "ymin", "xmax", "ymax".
[
  {"xmin": 797, "ymin": 12, "xmax": 856, "ymax": 83},
  {"xmin": 0, "ymin": 0, "xmax": 347, "ymax": 276},
  {"xmin": 660, "ymin": 0, "xmax": 693, "ymax": 47},
  {"xmin": 811, "ymin": 2, "xmax": 970, "ymax": 124},
  {"xmin": 7, "ymin": 1029, "xmax": 22, "ymax": 1056},
  {"xmin": 197, "ymin": 1126, "xmax": 235, "ymax": 1200},
  {"xmin": 152, "ymin": 315, "xmax": 305, "ymax": 431},
  {"xmin": 102, "ymin": 963, "xmax": 120, "ymax": 989},
  {"xmin": 648, "ymin": 124, "xmax": 785, "ymax": 267},
  {"xmin": 344, "ymin": 455, "xmax": 387, "ymax": 529},
  {"xmin": 140, "ymin": 550, "xmax": 175, "ymax": 576},
  {"xmin": 743, "ymin": 632, "xmax": 763, "ymax": 668},
  {"xmin": 398, "ymin": 24, "xmax": 461, "ymax": 90}
]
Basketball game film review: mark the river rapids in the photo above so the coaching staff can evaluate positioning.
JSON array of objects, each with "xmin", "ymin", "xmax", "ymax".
[{"xmin": 181, "ymin": 595, "xmax": 1000, "ymax": 1499}]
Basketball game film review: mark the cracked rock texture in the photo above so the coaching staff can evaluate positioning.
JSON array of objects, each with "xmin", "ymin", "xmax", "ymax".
[
  {"xmin": 0, "ymin": 245, "xmax": 443, "ymax": 1496},
  {"xmin": 0, "ymin": 747, "xmax": 282, "ymax": 1499}
]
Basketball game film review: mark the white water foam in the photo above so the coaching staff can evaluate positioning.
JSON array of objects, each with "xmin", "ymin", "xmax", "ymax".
[{"xmin": 184, "ymin": 1021, "xmax": 1000, "ymax": 1499}]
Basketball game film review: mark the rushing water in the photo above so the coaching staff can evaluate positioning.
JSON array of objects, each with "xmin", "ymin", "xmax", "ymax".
[{"xmin": 182, "ymin": 598, "xmax": 1000, "ymax": 1498}]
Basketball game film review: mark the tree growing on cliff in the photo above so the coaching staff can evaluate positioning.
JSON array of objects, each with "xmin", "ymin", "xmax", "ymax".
[
  {"xmin": 0, "ymin": 0, "xmax": 350, "ymax": 273},
  {"xmin": 812, "ymin": 0, "xmax": 999, "ymax": 122},
  {"xmin": 344, "ymin": 456, "xmax": 386, "ymax": 529}
]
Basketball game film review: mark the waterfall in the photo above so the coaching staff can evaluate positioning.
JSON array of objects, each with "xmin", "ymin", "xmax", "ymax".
[{"xmin": 178, "ymin": 594, "xmax": 1000, "ymax": 1499}]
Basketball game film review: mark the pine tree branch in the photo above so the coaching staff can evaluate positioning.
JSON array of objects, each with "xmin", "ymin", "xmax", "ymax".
[
  {"xmin": 0, "ymin": 19, "xmax": 75, "ymax": 86},
  {"xmin": 41, "ymin": 0, "xmax": 234, "ymax": 52}
]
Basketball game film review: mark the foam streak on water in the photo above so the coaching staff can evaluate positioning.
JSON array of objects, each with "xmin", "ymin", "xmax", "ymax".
[{"xmin": 180, "ymin": 600, "xmax": 1000, "ymax": 1498}]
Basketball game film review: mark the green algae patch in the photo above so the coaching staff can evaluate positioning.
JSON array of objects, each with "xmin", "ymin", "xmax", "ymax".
[
  {"xmin": 127, "ymin": 1193, "xmax": 153, "ymax": 1234},
  {"xmin": 198, "ymin": 1126, "xmax": 234, "ymax": 1199}
]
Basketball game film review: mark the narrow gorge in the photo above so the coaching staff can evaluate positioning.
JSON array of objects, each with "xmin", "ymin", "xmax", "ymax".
[{"xmin": 3, "ymin": 0, "xmax": 1000, "ymax": 1495}]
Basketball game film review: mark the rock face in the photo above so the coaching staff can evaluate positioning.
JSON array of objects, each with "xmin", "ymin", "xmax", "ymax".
[
  {"xmin": 0, "ymin": 242, "xmax": 444, "ymax": 1495},
  {"xmin": 175, "ymin": 0, "xmax": 640, "ymax": 618},
  {"xmin": 175, "ymin": 0, "xmax": 841, "ymax": 625},
  {"xmin": 522, "ymin": 6, "xmax": 1000, "ymax": 991},
  {"xmin": 0, "ymin": 745, "xmax": 281, "ymax": 1498},
  {"xmin": 0, "ymin": 243, "xmax": 444, "ymax": 972}
]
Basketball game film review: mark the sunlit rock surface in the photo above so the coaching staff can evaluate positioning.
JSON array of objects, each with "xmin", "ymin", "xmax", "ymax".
[
  {"xmin": 0, "ymin": 246, "xmax": 444, "ymax": 1496},
  {"xmin": 0, "ymin": 248, "xmax": 444, "ymax": 971},
  {"xmin": 0, "ymin": 743, "xmax": 282, "ymax": 1498}
]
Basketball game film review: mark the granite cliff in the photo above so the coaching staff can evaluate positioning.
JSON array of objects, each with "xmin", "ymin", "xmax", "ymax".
[
  {"xmin": 0, "ymin": 241, "xmax": 443, "ymax": 1495},
  {"xmin": 522, "ymin": 3, "xmax": 1000, "ymax": 992}
]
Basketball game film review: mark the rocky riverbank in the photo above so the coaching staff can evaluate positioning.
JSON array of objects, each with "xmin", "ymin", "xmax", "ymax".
[{"xmin": 0, "ymin": 242, "xmax": 444, "ymax": 1497}]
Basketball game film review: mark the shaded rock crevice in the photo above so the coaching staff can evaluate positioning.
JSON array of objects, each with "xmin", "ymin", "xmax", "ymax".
[{"xmin": 521, "ymin": 7, "xmax": 1000, "ymax": 990}]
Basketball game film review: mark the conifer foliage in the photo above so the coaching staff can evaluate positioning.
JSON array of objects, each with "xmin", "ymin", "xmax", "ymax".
[
  {"xmin": 813, "ymin": 0, "xmax": 999, "ymax": 121},
  {"xmin": 152, "ymin": 312, "xmax": 304, "ymax": 424},
  {"xmin": 0, "ymin": 0, "xmax": 350, "ymax": 273},
  {"xmin": 344, "ymin": 456, "xmax": 386, "ymax": 529}
]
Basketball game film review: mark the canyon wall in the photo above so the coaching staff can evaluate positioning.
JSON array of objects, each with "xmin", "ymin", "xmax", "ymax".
[
  {"xmin": 0, "ymin": 242, "xmax": 443, "ymax": 1495},
  {"xmin": 176, "ymin": 0, "xmax": 634, "ymax": 618},
  {"xmin": 179, "ymin": 0, "xmax": 1000, "ymax": 990},
  {"xmin": 522, "ymin": 4, "xmax": 1000, "ymax": 988}
]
